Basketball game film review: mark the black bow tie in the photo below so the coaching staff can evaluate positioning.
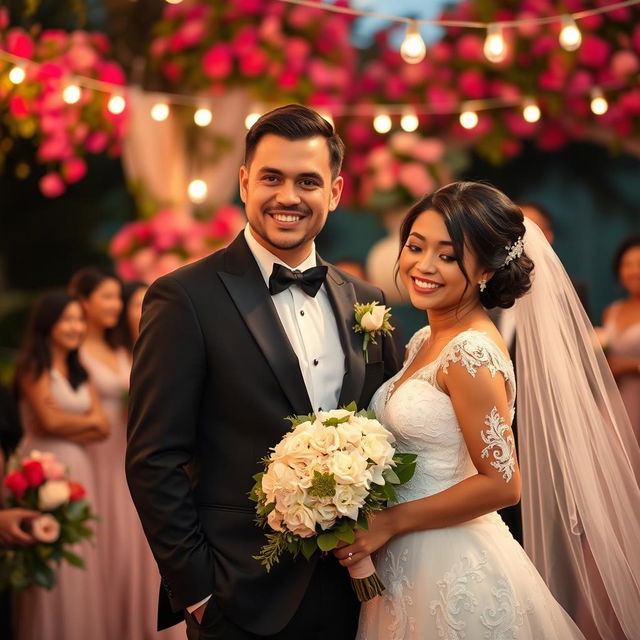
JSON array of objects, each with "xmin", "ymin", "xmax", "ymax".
[{"xmin": 268, "ymin": 263, "xmax": 328, "ymax": 298}]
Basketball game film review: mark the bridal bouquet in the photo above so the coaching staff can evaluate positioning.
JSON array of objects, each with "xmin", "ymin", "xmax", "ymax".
[
  {"xmin": 250, "ymin": 403, "xmax": 416, "ymax": 601},
  {"xmin": 0, "ymin": 451, "xmax": 97, "ymax": 591}
]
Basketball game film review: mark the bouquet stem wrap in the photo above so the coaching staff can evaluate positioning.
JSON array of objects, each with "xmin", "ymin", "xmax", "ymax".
[{"xmin": 348, "ymin": 555, "xmax": 385, "ymax": 601}]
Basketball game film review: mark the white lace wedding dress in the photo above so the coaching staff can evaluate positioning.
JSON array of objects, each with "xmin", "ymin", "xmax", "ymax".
[{"xmin": 357, "ymin": 327, "xmax": 585, "ymax": 640}]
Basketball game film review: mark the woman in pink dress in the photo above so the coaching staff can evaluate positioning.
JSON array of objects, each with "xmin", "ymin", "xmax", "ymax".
[
  {"xmin": 603, "ymin": 235, "xmax": 640, "ymax": 443},
  {"xmin": 14, "ymin": 290, "xmax": 110, "ymax": 640},
  {"xmin": 69, "ymin": 267, "xmax": 185, "ymax": 639}
]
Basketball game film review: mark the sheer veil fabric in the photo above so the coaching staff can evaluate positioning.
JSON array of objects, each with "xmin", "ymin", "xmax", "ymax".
[{"xmin": 515, "ymin": 219, "xmax": 640, "ymax": 639}]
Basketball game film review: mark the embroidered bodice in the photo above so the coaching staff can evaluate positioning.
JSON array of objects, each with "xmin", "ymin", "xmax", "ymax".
[{"xmin": 370, "ymin": 327, "xmax": 515, "ymax": 502}]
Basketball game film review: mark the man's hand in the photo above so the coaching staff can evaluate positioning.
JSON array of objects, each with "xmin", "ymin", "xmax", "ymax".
[{"xmin": 0, "ymin": 508, "xmax": 40, "ymax": 545}]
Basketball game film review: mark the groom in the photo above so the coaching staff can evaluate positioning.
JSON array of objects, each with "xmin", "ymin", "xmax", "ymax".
[{"xmin": 126, "ymin": 104, "xmax": 399, "ymax": 639}]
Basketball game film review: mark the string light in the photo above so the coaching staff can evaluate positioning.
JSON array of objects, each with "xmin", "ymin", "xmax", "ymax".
[
  {"xmin": 188, "ymin": 179, "xmax": 208, "ymax": 203},
  {"xmin": 522, "ymin": 98, "xmax": 541, "ymax": 123},
  {"xmin": 8, "ymin": 64, "xmax": 26, "ymax": 84},
  {"xmin": 373, "ymin": 112, "xmax": 392, "ymax": 133},
  {"xmin": 62, "ymin": 83, "xmax": 81, "ymax": 104},
  {"xmin": 245, "ymin": 112, "xmax": 261, "ymax": 129},
  {"xmin": 400, "ymin": 21, "xmax": 427, "ymax": 65},
  {"xmin": 484, "ymin": 23, "xmax": 506, "ymax": 63},
  {"xmin": 459, "ymin": 109, "xmax": 479, "ymax": 129},
  {"xmin": 165, "ymin": 0, "xmax": 183, "ymax": 4},
  {"xmin": 107, "ymin": 94, "xmax": 126, "ymax": 115},
  {"xmin": 590, "ymin": 87, "xmax": 608, "ymax": 115},
  {"xmin": 559, "ymin": 15, "xmax": 582, "ymax": 51},
  {"xmin": 194, "ymin": 107, "xmax": 213, "ymax": 127},
  {"xmin": 150, "ymin": 102, "xmax": 170, "ymax": 121},
  {"xmin": 400, "ymin": 109, "xmax": 419, "ymax": 132}
]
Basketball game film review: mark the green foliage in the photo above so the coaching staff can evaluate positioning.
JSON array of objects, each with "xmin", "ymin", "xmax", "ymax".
[{"xmin": 308, "ymin": 471, "xmax": 337, "ymax": 499}]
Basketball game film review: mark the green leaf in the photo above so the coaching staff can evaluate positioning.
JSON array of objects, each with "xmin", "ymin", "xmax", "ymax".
[
  {"xmin": 334, "ymin": 527, "xmax": 355, "ymax": 544},
  {"xmin": 383, "ymin": 482, "xmax": 397, "ymax": 502},
  {"xmin": 62, "ymin": 550, "xmax": 85, "ymax": 568},
  {"xmin": 357, "ymin": 513, "xmax": 369, "ymax": 530},
  {"xmin": 343, "ymin": 401, "xmax": 358, "ymax": 412},
  {"xmin": 301, "ymin": 537, "xmax": 317, "ymax": 560},
  {"xmin": 317, "ymin": 533, "xmax": 339, "ymax": 552},
  {"xmin": 394, "ymin": 462, "xmax": 417, "ymax": 484},
  {"xmin": 383, "ymin": 468, "xmax": 400, "ymax": 485},
  {"xmin": 33, "ymin": 562, "xmax": 56, "ymax": 590}
]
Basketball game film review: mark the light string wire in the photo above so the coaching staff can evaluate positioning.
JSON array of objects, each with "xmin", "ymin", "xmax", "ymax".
[{"xmin": 278, "ymin": 0, "xmax": 640, "ymax": 28}]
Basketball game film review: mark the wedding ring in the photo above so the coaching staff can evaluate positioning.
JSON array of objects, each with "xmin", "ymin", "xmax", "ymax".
[{"xmin": 348, "ymin": 552, "xmax": 353, "ymax": 559}]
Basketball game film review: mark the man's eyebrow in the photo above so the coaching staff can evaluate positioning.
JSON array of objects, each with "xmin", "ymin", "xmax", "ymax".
[{"xmin": 257, "ymin": 167, "xmax": 324, "ymax": 182}]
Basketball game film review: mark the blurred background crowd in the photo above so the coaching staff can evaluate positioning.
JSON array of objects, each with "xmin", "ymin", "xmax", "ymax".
[{"xmin": 1, "ymin": 0, "xmax": 640, "ymax": 639}]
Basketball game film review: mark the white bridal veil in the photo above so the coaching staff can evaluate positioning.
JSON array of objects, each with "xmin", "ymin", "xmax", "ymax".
[{"xmin": 515, "ymin": 219, "xmax": 640, "ymax": 640}]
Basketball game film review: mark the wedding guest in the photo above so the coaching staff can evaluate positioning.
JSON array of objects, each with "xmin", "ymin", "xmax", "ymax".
[
  {"xmin": 116, "ymin": 281, "xmax": 147, "ymax": 353},
  {"xmin": 69, "ymin": 267, "xmax": 184, "ymax": 639},
  {"xmin": 12, "ymin": 290, "xmax": 109, "ymax": 640},
  {"xmin": 602, "ymin": 235, "xmax": 640, "ymax": 442}
]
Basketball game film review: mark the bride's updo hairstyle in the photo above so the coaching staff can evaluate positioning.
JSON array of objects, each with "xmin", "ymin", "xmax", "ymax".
[{"xmin": 399, "ymin": 181, "xmax": 534, "ymax": 309}]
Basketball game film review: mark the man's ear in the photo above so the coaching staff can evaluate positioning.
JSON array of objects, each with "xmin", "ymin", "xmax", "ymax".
[
  {"xmin": 239, "ymin": 165, "xmax": 249, "ymax": 203},
  {"xmin": 328, "ymin": 175, "xmax": 344, "ymax": 212}
]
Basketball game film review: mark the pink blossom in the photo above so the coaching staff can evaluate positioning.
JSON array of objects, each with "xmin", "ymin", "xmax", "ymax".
[
  {"xmin": 98, "ymin": 61, "xmax": 126, "ymax": 85},
  {"xmin": 456, "ymin": 34, "xmax": 484, "ymax": 62},
  {"xmin": 177, "ymin": 20, "xmax": 206, "ymax": 48},
  {"xmin": 111, "ymin": 228, "xmax": 134, "ymax": 256},
  {"xmin": 504, "ymin": 111, "xmax": 538, "ymax": 137},
  {"xmin": 458, "ymin": 69, "xmax": 486, "ymax": 99},
  {"xmin": 37, "ymin": 62, "xmax": 65, "ymax": 82},
  {"xmin": 567, "ymin": 70, "xmax": 593, "ymax": 93},
  {"xmin": 73, "ymin": 122, "xmax": 89, "ymax": 143},
  {"xmin": 85, "ymin": 131, "xmax": 109, "ymax": 154},
  {"xmin": 131, "ymin": 221, "xmax": 152, "ymax": 244},
  {"xmin": 31, "ymin": 514, "xmax": 60, "ymax": 543},
  {"xmin": 579, "ymin": 14, "xmax": 603, "ymax": 30},
  {"xmin": 412, "ymin": 139, "xmax": 445, "ymax": 164},
  {"xmin": 66, "ymin": 43, "xmax": 99, "ymax": 72},
  {"xmin": 131, "ymin": 247, "xmax": 157, "ymax": 278},
  {"xmin": 308, "ymin": 60, "xmax": 335, "ymax": 89},
  {"xmin": 277, "ymin": 70, "xmax": 299, "ymax": 90},
  {"xmin": 398, "ymin": 162, "xmax": 434, "ymax": 198},
  {"xmin": 368, "ymin": 146, "xmax": 393, "ymax": 170},
  {"xmin": 429, "ymin": 41, "xmax": 453, "ymax": 62},
  {"xmin": 288, "ymin": 5, "xmax": 319, "ymax": 29},
  {"xmin": 538, "ymin": 69, "xmax": 564, "ymax": 91},
  {"xmin": 285, "ymin": 37, "xmax": 310, "ymax": 63},
  {"xmin": 633, "ymin": 25, "xmax": 640, "ymax": 54},
  {"xmin": 345, "ymin": 120, "xmax": 373, "ymax": 147},
  {"xmin": 611, "ymin": 51, "xmax": 639, "ymax": 79},
  {"xmin": 203, "ymin": 44, "xmax": 233, "ymax": 79},
  {"xmin": 425, "ymin": 86, "xmax": 457, "ymax": 111},
  {"xmin": 260, "ymin": 16, "xmax": 285, "ymax": 47},
  {"xmin": 7, "ymin": 29, "xmax": 35, "ymax": 59},
  {"xmin": 239, "ymin": 49, "xmax": 267, "ymax": 77},
  {"xmin": 235, "ymin": 0, "xmax": 263, "ymax": 14},
  {"xmin": 307, "ymin": 92, "xmax": 332, "ymax": 107},
  {"xmin": 385, "ymin": 75, "xmax": 408, "ymax": 100},
  {"xmin": 116, "ymin": 258, "xmax": 139, "ymax": 282},
  {"xmin": 39, "ymin": 29, "xmax": 69, "ymax": 52},
  {"xmin": 491, "ymin": 81, "xmax": 521, "ymax": 102},
  {"xmin": 150, "ymin": 36, "xmax": 169, "ymax": 58},
  {"xmin": 232, "ymin": 25, "xmax": 259, "ymax": 56},
  {"xmin": 91, "ymin": 32, "xmax": 110, "ymax": 54},
  {"xmin": 40, "ymin": 113, "xmax": 65, "ymax": 135},
  {"xmin": 9, "ymin": 96, "xmax": 30, "ymax": 119},
  {"xmin": 531, "ymin": 34, "xmax": 555, "ymax": 58},
  {"xmin": 38, "ymin": 135, "xmax": 72, "ymax": 162},
  {"xmin": 389, "ymin": 132, "xmax": 418, "ymax": 155},
  {"xmin": 183, "ymin": 224, "xmax": 207, "ymax": 256},
  {"xmin": 62, "ymin": 157, "xmax": 87, "ymax": 183},
  {"xmin": 578, "ymin": 35, "xmax": 611, "ymax": 68},
  {"xmin": 0, "ymin": 7, "xmax": 8, "ymax": 29},
  {"xmin": 538, "ymin": 123, "xmax": 568, "ymax": 150},
  {"xmin": 501, "ymin": 139, "xmax": 522, "ymax": 158},
  {"xmin": 39, "ymin": 173, "xmax": 66, "ymax": 198},
  {"xmin": 321, "ymin": 16, "xmax": 349, "ymax": 45},
  {"xmin": 402, "ymin": 62, "xmax": 428, "ymax": 87},
  {"xmin": 150, "ymin": 253, "xmax": 184, "ymax": 281},
  {"xmin": 374, "ymin": 167, "xmax": 397, "ymax": 192},
  {"xmin": 516, "ymin": 12, "xmax": 541, "ymax": 37},
  {"xmin": 162, "ymin": 61, "xmax": 182, "ymax": 83},
  {"xmin": 619, "ymin": 90, "xmax": 640, "ymax": 115}
]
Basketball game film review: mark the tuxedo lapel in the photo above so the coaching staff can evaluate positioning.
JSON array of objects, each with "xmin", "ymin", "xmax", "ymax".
[
  {"xmin": 218, "ymin": 235, "xmax": 313, "ymax": 416},
  {"xmin": 320, "ymin": 260, "xmax": 366, "ymax": 408}
]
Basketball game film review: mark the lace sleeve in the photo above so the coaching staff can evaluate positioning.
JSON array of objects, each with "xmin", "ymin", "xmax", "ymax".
[{"xmin": 404, "ymin": 326, "xmax": 431, "ymax": 366}]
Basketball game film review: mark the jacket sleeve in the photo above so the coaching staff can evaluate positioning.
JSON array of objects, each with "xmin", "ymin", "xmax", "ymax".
[
  {"xmin": 125, "ymin": 274, "xmax": 214, "ymax": 611},
  {"xmin": 380, "ymin": 289, "xmax": 401, "ymax": 381}
]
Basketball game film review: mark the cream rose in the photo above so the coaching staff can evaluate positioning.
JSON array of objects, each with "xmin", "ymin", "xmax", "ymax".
[
  {"xmin": 332, "ymin": 483, "xmax": 368, "ymax": 521},
  {"xmin": 335, "ymin": 420, "xmax": 364, "ymax": 448},
  {"xmin": 267, "ymin": 508, "xmax": 285, "ymax": 532},
  {"xmin": 313, "ymin": 499, "xmax": 339, "ymax": 530},
  {"xmin": 38, "ymin": 480, "xmax": 71, "ymax": 511},
  {"xmin": 329, "ymin": 450, "xmax": 370, "ymax": 486},
  {"xmin": 316, "ymin": 409, "xmax": 352, "ymax": 423},
  {"xmin": 360, "ymin": 305, "xmax": 386, "ymax": 331},
  {"xmin": 30, "ymin": 514, "xmax": 61, "ymax": 543},
  {"xmin": 282, "ymin": 503, "xmax": 316, "ymax": 538},
  {"xmin": 361, "ymin": 433, "xmax": 396, "ymax": 467},
  {"xmin": 261, "ymin": 462, "xmax": 301, "ymax": 502}
]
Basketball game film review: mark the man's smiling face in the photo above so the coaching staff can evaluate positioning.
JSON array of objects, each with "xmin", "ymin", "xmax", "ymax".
[{"xmin": 239, "ymin": 134, "xmax": 343, "ymax": 266}]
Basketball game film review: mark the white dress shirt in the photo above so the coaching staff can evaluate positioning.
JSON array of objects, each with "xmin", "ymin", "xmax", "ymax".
[{"xmin": 187, "ymin": 225, "xmax": 346, "ymax": 614}]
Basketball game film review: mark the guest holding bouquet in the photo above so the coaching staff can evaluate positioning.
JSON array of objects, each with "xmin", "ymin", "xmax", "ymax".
[{"xmin": 12, "ymin": 290, "xmax": 109, "ymax": 640}]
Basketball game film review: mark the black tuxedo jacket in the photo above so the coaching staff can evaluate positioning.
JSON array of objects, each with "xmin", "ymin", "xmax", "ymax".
[{"xmin": 125, "ymin": 232, "xmax": 400, "ymax": 635}]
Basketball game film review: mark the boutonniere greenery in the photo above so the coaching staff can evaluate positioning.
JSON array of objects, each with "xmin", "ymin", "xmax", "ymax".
[{"xmin": 353, "ymin": 302, "xmax": 394, "ymax": 363}]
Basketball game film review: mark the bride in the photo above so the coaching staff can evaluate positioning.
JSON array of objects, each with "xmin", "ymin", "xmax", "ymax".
[{"xmin": 335, "ymin": 182, "xmax": 640, "ymax": 639}]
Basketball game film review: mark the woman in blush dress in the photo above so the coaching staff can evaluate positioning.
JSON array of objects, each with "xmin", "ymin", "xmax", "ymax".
[
  {"xmin": 69, "ymin": 267, "xmax": 185, "ymax": 639},
  {"xmin": 13, "ymin": 290, "xmax": 110, "ymax": 640},
  {"xmin": 603, "ymin": 235, "xmax": 640, "ymax": 443}
]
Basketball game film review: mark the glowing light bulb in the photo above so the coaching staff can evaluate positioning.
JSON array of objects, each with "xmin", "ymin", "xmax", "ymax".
[
  {"xmin": 400, "ymin": 111, "xmax": 419, "ymax": 132},
  {"xmin": 522, "ymin": 99, "xmax": 541, "ymax": 123},
  {"xmin": 400, "ymin": 21, "xmax": 426, "ymax": 65},
  {"xmin": 188, "ymin": 179, "xmax": 208, "ymax": 203},
  {"xmin": 151, "ymin": 102, "xmax": 170, "ymax": 122},
  {"xmin": 559, "ymin": 15, "xmax": 581, "ymax": 52},
  {"xmin": 245, "ymin": 112, "xmax": 261, "ymax": 129},
  {"xmin": 590, "ymin": 88, "xmax": 608, "ymax": 115},
  {"xmin": 373, "ymin": 113, "xmax": 392, "ymax": 134},
  {"xmin": 165, "ymin": 0, "xmax": 183, "ymax": 4},
  {"xmin": 459, "ymin": 110, "xmax": 479, "ymax": 130},
  {"xmin": 194, "ymin": 107, "xmax": 213, "ymax": 127},
  {"xmin": 8, "ymin": 65, "xmax": 26, "ymax": 85},
  {"xmin": 62, "ymin": 83, "xmax": 81, "ymax": 105},
  {"xmin": 108, "ymin": 94, "xmax": 126, "ymax": 115},
  {"xmin": 484, "ymin": 24, "xmax": 506, "ymax": 63}
]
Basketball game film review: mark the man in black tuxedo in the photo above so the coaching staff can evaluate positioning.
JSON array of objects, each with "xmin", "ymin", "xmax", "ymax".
[{"xmin": 126, "ymin": 105, "xmax": 399, "ymax": 639}]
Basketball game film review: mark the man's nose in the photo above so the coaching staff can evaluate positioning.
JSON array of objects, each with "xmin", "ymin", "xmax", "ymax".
[{"xmin": 275, "ymin": 180, "xmax": 301, "ymax": 206}]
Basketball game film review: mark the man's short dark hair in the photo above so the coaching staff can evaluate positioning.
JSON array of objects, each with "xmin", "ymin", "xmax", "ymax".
[{"xmin": 244, "ymin": 104, "xmax": 345, "ymax": 179}]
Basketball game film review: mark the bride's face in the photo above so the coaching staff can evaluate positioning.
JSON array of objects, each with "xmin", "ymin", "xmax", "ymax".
[{"xmin": 399, "ymin": 209, "xmax": 486, "ymax": 313}]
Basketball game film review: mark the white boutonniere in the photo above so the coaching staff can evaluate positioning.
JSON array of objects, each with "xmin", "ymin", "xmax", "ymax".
[{"xmin": 353, "ymin": 302, "xmax": 394, "ymax": 363}]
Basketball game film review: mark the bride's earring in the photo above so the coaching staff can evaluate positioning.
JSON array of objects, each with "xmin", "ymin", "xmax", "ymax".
[{"xmin": 479, "ymin": 278, "xmax": 487, "ymax": 292}]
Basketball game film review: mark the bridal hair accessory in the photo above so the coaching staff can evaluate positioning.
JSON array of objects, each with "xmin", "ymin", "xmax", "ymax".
[
  {"xmin": 479, "ymin": 278, "xmax": 487, "ymax": 292},
  {"xmin": 502, "ymin": 236, "xmax": 524, "ymax": 267}
]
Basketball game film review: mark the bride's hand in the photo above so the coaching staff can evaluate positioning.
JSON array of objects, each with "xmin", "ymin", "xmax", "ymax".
[{"xmin": 333, "ymin": 509, "xmax": 396, "ymax": 567}]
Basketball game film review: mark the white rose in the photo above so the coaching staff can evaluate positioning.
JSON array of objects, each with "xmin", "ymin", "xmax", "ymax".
[
  {"xmin": 308, "ymin": 423, "xmax": 342, "ymax": 454},
  {"xmin": 267, "ymin": 508, "xmax": 285, "ymax": 532},
  {"xmin": 332, "ymin": 484, "xmax": 368, "ymax": 521},
  {"xmin": 317, "ymin": 409, "xmax": 353, "ymax": 423},
  {"xmin": 274, "ymin": 486, "xmax": 307, "ymax": 511},
  {"xmin": 261, "ymin": 462, "xmax": 301, "ymax": 502},
  {"xmin": 360, "ymin": 305, "xmax": 386, "ymax": 331},
  {"xmin": 329, "ymin": 450, "xmax": 370, "ymax": 486},
  {"xmin": 336, "ymin": 420, "xmax": 364, "ymax": 448},
  {"xmin": 313, "ymin": 499, "xmax": 339, "ymax": 530},
  {"xmin": 283, "ymin": 503, "xmax": 316, "ymax": 538},
  {"xmin": 361, "ymin": 433, "xmax": 396, "ymax": 467},
  {"xmin": 352, "ymin": 415, "xmax": 394, "ymax": 441},
  {"xmin": 273, "ymin": 429, "xmax": 316, "ymax": 463},
  {"xmin": 38, "ymin": 480, "xmax": 70, "ymax": 511}
]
